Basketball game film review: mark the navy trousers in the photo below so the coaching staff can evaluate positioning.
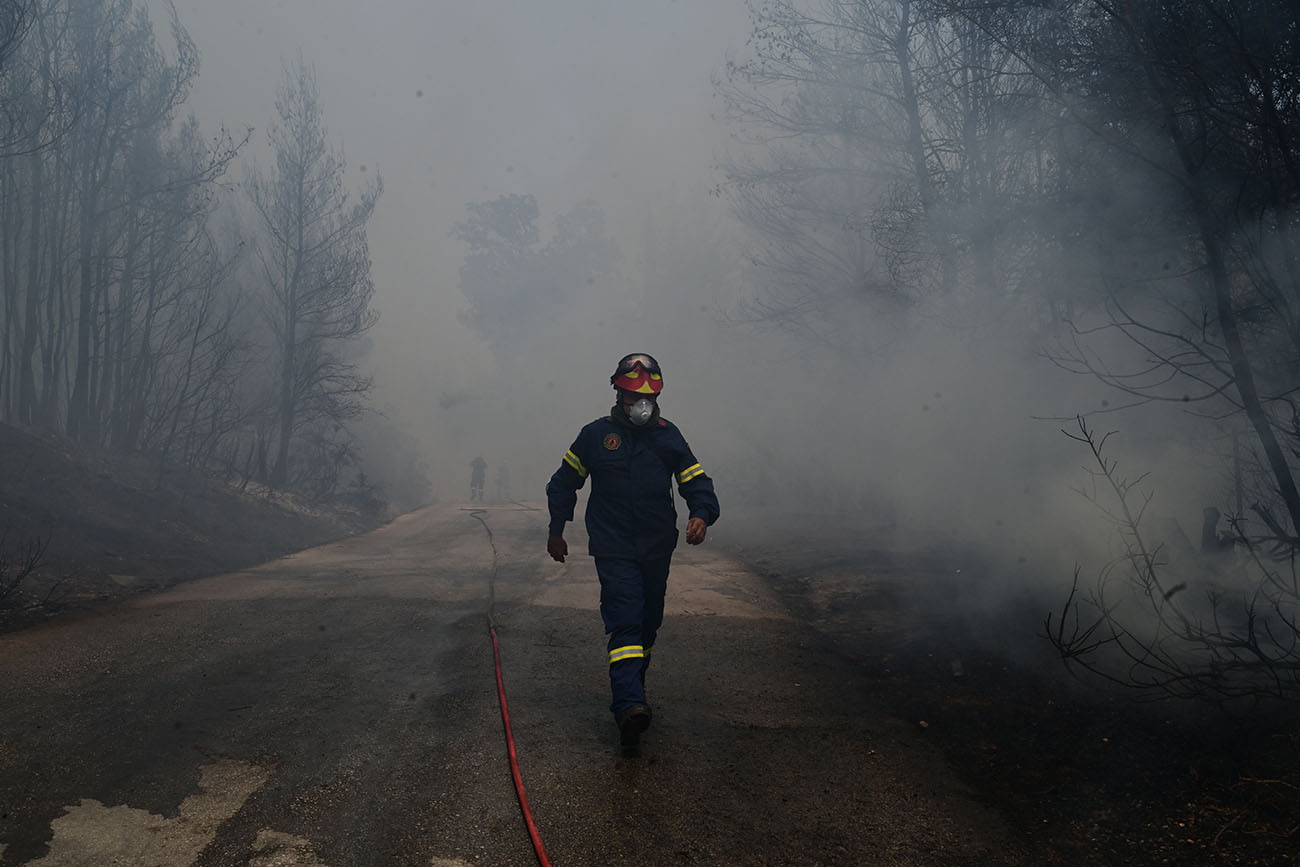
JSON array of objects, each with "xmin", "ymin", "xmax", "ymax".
[{"xmin": 595, "ymin": 555, "xmax": 671, "ymax": 715}]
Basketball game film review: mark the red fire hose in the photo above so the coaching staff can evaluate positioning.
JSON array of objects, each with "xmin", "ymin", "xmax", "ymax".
[
  {"xmin": 490, "ymin": 622, "xmax": 552, "ymax": 867},
  {"xmin": 471, "ymin": 508, "xmax": 552, "ymax": 867}
]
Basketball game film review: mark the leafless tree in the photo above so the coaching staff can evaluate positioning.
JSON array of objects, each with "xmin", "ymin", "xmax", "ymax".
[
  {"xmin": 962, "ymin": 0, "xmax": 1300, "ymax": 540},
  {"xmin": 720, "ymin": 0, "xmax": 1300, "ymax": 701},
  {"xmin": 62, "ymin": 0, "xmax": 203, "ymax": 444},
  {"xmin": 717, "ymin": 0, "xmax": 911, "ymax": 344},
  {"xmin": 0, "ymin": 525, "xmax": 48, "ymax": 609},
  {"xmin": 919, "ymin": 0, "xmax": 1300, "ymax": 700},
  {"xmin": 0, "ymin": 0, "xmax": 40, "ymax": 153},
  {"xmin": 1047, "ymin": 417, "xmax": 1300, "ymax": 703},
  {"xmin": 0, "ymin": 1, "xmax": 401, "ymax": 516},
  {"xmin": 246, "ymin": 56, "xmax": 381, "ymax": 489},
  {"xmin": 0, "ymin": 0, "xmax": 255, "ymax": 482},
  {"xmin": 718, "ymin": 0, "xmax": 1070, "ymax": 345},
  {"xmin": 0, "ymin": 0, "xmax": 31, "ymax": 71}
]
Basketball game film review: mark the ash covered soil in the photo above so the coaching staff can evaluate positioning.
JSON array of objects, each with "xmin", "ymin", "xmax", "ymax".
[
  {"xmin": 1, "ymin": 419, "xmax": 1297, "ymax": 865},
  {"xmin": 718, "ymin": 509, "xmax": 1300, "ymax": 867},
  {"xmin": 0, "ymin": 422, "xmax": 386, "ymax": 633}
]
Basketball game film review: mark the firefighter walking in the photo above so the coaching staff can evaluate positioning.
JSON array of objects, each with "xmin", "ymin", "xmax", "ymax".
[
  {"xmin": 546, "ymin": 353, "xmax": 720, "ymax": 749},
  {"xmin": 469, "ymin": 455, "xmax": 487, "ymax": 502}
]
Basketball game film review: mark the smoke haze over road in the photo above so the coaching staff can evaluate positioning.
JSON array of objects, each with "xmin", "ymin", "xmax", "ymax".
[{"xmin": 140, "ymin": 0, "xmax": 1228, "ymax": 626}]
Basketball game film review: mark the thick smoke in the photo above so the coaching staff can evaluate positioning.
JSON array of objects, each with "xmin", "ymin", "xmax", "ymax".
[{"xmin": 150, "ymin": 0, "xmax": 1243, "ymax": 658}]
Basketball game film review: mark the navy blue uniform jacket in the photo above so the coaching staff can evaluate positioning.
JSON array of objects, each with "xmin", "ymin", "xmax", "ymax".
[{"xmin": 547, "ymin": 414, "xmax": 720, "ymax": 560}]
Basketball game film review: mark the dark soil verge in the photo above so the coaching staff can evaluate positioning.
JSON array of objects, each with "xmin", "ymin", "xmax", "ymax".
[
  {"xmin": 720, "ymin": 510, "xmax": 1300, "ymax": 867},
  {"xmin": 0, "ymin": 422, "xmax": 389, "ymax": 633}
]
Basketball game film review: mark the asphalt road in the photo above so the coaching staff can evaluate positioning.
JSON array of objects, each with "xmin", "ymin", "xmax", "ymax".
[{"xmin": 0, "ymin": 503, "xmax": 1024, "ymax": 866}]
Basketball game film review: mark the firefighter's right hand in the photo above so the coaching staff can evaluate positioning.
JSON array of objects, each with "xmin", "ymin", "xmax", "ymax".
[{"xmin": 547, "ymin": 535, "xmax": 568, "ymax": 563}]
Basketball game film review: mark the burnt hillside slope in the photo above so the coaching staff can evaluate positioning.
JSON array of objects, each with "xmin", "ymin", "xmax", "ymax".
[{"xmin": 0, "ymin": 422, "xmax": 387, "ymax": 632}]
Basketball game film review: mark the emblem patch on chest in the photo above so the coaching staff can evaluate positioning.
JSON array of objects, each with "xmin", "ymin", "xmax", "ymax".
[{"xmin": 603, "ymin": 432, "xmax": 622, "ymax": 451}]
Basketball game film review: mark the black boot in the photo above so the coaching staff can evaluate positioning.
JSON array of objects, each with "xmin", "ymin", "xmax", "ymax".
[{"xmin": 616, "ymin": 704, "xmax": 652, "ymax": 748}]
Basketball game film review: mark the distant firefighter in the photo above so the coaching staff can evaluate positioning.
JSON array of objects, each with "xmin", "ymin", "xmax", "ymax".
[
  {"xmin": 469, "ymin": 455, "xmax": 487, "ymax": 502},
  {"xmin": 496, "ymin": 463, "xmax": 511, "ymax": 503}
]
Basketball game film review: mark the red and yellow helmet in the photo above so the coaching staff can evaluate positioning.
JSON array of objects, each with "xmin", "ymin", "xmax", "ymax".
[{"xmin": 610, "ymin": 352, "xmax": 663, "ymax": 395}]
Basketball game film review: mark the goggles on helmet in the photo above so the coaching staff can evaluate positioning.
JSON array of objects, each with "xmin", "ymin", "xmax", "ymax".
[
  {"xmin": 615, "ymin": 353, "xmax": 660, "ymax": 376},
  {"xmin": 611, "ymin": 353, "xmax": 663, "ymax": 394}
]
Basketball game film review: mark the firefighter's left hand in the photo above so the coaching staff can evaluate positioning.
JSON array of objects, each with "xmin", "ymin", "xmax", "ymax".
[{"xmin": 686, "ymin": 517, "xmax": 707, "ymax": 545}]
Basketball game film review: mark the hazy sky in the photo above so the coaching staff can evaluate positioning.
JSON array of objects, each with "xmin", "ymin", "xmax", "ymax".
[{"xmin": 156, "ymin": 3, "xmax": 746, "ymax": 388}]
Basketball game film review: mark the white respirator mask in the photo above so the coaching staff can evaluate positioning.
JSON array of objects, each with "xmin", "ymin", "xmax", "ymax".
[{"xmin": 628, "ymin": 398, "xmax": 656, "ymax": 426}]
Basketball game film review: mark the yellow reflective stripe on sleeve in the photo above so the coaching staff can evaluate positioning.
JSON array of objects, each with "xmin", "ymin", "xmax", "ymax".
[
  {"xmin": 676, "ymin": 463, "xmax": 704, "ymax": 484},
  {"xmin": 564, "ymin": 449, "xmax": 588, "ymax": 478},
  {"xmin": 608, "ymin": 645, "xmax": 645, "ymax": 664}
]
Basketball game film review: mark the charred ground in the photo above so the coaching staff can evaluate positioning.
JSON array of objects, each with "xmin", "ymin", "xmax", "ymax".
[
  {"xmin": 1, "ymin": 421, "xmax": 1296, "ymax": 864},
  {"xmin": 723, "ymin": 514, "xmax": 1300, "ymax": 866},
  {"xmin": 0, "ymin": 421, "xmax": 387, "ymax": 633}
]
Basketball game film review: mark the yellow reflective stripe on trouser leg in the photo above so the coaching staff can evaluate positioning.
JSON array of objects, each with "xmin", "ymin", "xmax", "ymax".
[
  {"xmin": 608, "ymin": 645, "xmax": 645, "ymax": 664},
  {"xmin": 564, "ymin": 449, "xmax": 588, "ymax": 478},
  {"xmin": 676, "ymin": 463, "xmax": 704, "ymax": 484}
]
